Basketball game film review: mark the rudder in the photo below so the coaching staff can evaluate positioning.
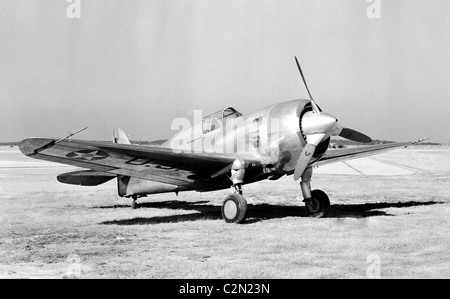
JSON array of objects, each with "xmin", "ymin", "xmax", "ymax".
[{"xmin": 113, "ymin": 128, "xmax": 131, "ymax": 144}]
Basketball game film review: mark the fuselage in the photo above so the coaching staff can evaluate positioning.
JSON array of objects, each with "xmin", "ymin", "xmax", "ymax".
[{"xmin": 165, "ymin": 99, "xmax": 330, "ymax": 175}]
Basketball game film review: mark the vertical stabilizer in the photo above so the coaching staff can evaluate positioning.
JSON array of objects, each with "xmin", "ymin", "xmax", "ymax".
[{"xmin": 113, "ymin": 128, "xmax": 131, "ymax": 144}]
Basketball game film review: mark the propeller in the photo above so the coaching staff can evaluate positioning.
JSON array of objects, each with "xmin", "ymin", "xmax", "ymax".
[
  {"xmin": 292, "ymin": 57, "xmax": 371, "ymax": 181},
  {"xmin": 295, "ymin": 56, "xmax": 321, "ymax": 115},
  {"xmin": 333, "ymin": 124, "xmax": 372, "ymax": 143},
  {"xmin": 293, "ymin": 134, "xmax": 326, "ymax": 181}
]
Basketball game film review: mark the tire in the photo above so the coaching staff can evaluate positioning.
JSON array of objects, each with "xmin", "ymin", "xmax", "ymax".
[
  {"xmin": 305, "ymin": 189, "xmax": 330, "ymax": 218},
  {"xmin": 221, "ymin": 193, "xmax": 248, "ymax": 223}
]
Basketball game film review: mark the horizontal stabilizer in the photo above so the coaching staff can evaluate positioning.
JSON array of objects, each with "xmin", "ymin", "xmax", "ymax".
[{"xmin": 57, "ymin": 170, "xmax": 116, "ymax": 186}]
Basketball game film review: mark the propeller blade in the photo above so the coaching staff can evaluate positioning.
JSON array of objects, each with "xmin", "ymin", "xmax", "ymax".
[
  {"xmin": 293, "ymin": 143, "xmax": 316, "ymax": 181},
  {"xmin": 294, "ymin": 56, "xmax": 321, "ymax": 114},
  {"xmin": 293, "ymin": 133, "xmax": 326, "ymax": 181},
  {"xmin": 339, "ymin": 127, "xmax": 372, "ymax": 143}
]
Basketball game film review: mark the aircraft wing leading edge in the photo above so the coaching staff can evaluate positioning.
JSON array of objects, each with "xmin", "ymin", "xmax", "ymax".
[{"xmin": 313, "ymin": 141, "xmax": 420, "ymax": 167}]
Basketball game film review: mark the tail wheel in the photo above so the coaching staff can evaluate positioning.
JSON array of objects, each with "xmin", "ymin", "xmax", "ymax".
[
  {"xmin": 221, "ymin": 193, "xmax": 247, "ymax": 223},
  {"xmin": 305, "ymin": 189, "xmax": 330, "ymax": 218},
  {"xmin": 131, "ymin": 195, "xmax": 138, "ymax": 209}
]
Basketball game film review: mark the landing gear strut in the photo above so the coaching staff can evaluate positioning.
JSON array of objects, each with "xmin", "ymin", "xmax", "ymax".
[
  {"xmin": 300, "ymin": 167, "xmax": 330, "ymax": 217},
  {"xmin": 131, "ymin": 195, "xmax": 138, "ymax": 210}
]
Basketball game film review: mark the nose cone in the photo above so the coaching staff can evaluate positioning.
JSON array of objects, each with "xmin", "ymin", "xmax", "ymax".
[{"xmin": 302, "ymin": 112, "xmax": 338, "ymax": 135}]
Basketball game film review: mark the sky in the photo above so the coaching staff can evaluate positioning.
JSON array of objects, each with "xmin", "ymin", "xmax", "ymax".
[{"xmin": 1, "ymin": 0, "xmax": 450, "ymax": 143}]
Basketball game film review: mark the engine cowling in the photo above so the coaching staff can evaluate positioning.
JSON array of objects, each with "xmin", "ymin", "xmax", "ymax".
[
  {"xmin": 298, "ymin": 102, "xmax": 331, "ymax": 158},
  {"xmin": 265, "ymin": 100, "xmax": 329, "ymax": 172}
]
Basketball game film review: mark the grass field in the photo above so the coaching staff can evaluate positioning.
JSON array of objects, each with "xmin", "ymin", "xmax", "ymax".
[{"xmin": 0, "ymin": 146, "xmax": 449, "ymax": 278}]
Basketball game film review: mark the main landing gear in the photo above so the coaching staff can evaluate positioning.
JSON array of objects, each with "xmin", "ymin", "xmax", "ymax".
[
  {"xmin": 300, "ymin": 167, "xmax": 330, "ymax": 217},
  {"xmin": 129, "ymin": 163, "xmax": 330, "ymax": 222},
  {"xmin": 221, "ymin": 159, "xmax": 248, "ymax": 224},
  {"xmin": 221, "ymin": 185, "xmax": 248, "ymax": 224},
  {"xmin": 219, "ymin": 162, "xmax": 331, "ymax": 223}
]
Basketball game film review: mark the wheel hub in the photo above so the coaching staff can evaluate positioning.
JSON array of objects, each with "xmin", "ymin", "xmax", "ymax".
[
  {"xmin": 223, "ymin": 200, "xmax": 238, "ymax": 219},
  {"xmin": 305, "ymin": 198, "xmax": 320, "ymax": 214}
]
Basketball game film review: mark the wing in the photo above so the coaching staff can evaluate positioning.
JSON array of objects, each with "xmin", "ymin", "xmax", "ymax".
[
  {"xmin": 19, "ymin": 138, "xmax": 261, "ymax": 191},
  {"xmin": 314, "ymin": 141, "xmax": 417, "ymax": 167}
]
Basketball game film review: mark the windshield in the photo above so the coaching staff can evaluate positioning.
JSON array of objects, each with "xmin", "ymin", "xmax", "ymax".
[{"xmin": 202, "ymin": 107, "xmax": 242, "ymax": 134}]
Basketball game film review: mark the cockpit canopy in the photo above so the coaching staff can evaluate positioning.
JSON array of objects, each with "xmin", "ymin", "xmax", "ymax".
[{"xmin": 202, "ymin": 107, "xmax": 243, "ymax": 134}]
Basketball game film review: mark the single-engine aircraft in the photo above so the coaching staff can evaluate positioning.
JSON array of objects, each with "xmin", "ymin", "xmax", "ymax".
[{"xmin": 19, "ymin": 57, "xmax": 424, "ymax": 223}]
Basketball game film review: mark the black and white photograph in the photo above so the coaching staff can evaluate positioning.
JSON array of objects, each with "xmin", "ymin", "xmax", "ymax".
[{"xmin": 1, "ymin": 0, "xmax": 449, "ymax": 283}]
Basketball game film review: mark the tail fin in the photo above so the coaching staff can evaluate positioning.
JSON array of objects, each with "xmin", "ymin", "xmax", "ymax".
[{"xmin": 113, "ymin": 128, "xmax": 131, "ymax": 144}]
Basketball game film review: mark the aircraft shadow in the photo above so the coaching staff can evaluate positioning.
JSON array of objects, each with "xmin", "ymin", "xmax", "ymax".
[{"xmin": 99, "ymin": 200, "xmax": 442, "ymax": 225}]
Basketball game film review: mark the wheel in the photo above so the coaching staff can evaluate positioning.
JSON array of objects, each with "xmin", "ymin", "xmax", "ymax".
[
  {"xmin": 221, "ymin": 193, "xmax": 248, "ymax": 223},
  {"xmin": 304, "ymin": 189, "xmax": 330, "ymax": 218}
]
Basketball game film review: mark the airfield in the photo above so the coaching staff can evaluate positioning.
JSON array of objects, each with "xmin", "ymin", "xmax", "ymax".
[{"xmin": 1, "ymin": 145, "xmax": 449, "ymax": 279}]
